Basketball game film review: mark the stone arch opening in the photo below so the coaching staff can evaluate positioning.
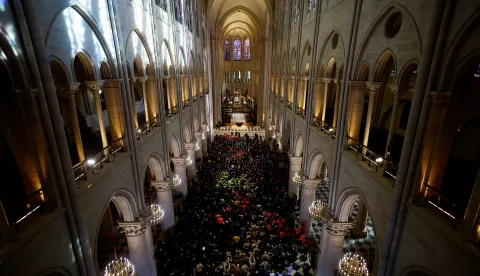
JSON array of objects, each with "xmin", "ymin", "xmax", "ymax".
[
  {"xmin": 293, "ymin": 133, "xmax": 304, "ymax": 157},
  {"xmin": 337, "ymin": 190, "xmax": 377, "ymax": 273}
]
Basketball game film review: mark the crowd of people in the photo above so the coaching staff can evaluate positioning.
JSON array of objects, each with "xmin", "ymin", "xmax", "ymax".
[{"xmin": 155, "ymin": 134, "xmax": 312, "ymax": 275}]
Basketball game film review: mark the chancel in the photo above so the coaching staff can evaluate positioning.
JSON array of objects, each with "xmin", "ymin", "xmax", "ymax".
[{"xmin": 0, "ymin": 0, "xmax": 479, "ymax": 276}]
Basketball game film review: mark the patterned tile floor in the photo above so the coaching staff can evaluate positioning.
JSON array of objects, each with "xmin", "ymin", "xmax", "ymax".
[{"xmin": 291, "ymin": 253, "xmax": 315, "ymax": 276}]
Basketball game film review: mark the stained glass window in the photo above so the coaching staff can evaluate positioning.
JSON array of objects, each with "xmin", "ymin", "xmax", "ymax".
[
  {"xmin": 308, "ymin": 0, "xmax": 317, "ymax": 13},
  {"xmin": 174, "ymin": 0, "xmax": 183, "ymax": 23},
  {"xmin": 233, "ymin": 38, "xmax": 242, "ymax": 61},
  {"xmin": 294, "ymin": 0, "xmax": 300, "ymax": 25},
  {"xmin": 244, "ymin": 39, "xmax": 251, "ymax": 61},
  {"xmin": 225, "ymin": 39, "xmax": 231, "ymax": 61}
]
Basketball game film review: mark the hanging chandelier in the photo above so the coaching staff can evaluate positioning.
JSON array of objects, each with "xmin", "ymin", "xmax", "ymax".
[
  {"xmin": 104, "ymin": 257, "xmax": 135, "ymax": 276},
  {"xmin": 293, "ymin": 171, "xmax": 305, "ymax": 186},
  {"xmin": 338, "ymin": 252, "xmax": 369, "ymax": 276},
  {"xmin": 195, "ymin": 141, "xmax": 200, "ymax": 150},
  {"xmin": 149, "ymin": 204, "xmax": 165, "ymax": 226},
  {"xmin": 169, "ymin": 174, "xmax": 182, "ymax": 189},
  {"xmin": 309, "ymin": 199, "xmax": 329, "ymax": 221},
  {"xmin": 185, "ymin": 155, "xmax": 193, "ymax": 166}
]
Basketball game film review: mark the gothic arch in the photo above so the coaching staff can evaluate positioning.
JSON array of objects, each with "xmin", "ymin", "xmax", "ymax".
[
  {"xmin": 373, "ymin": 49, "xmax": 397, "ymax": 81},
  {"xmin": 357, "ymin": 61, "xmax": 370, "ymax": 81},
  {"xmin": 307, "ymin": 151, "xmax": 326, "ymax": 179},
  {"xmin": 293, "ymin": 132, "xmax": 304, "ymax": 157},
  {"xmin": 161, "ymin": 39, "xmax": 176, "ymax": 75},
  {"xmin": 147, "ymin": 154, "xmax": 166, "ymax": 181},
  {"xmin": 170, "ymin": 133, "xmax": 182, "ymax": 157},
  {"xmin": 184, "ymin": 122, "xmax": 193, "ymax": 143},
  {"xmin": 49, "ymin": 56, "xmax": 71, "ymax": 84},
  {"xmin": 193, "ymin": 115, "xmax": 200, "ymax": 131}
]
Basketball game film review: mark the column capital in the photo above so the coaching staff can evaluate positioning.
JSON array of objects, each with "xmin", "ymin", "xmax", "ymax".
[
  {"xmin": 130, "ymin": 77, "xmax": 137, "ymax": 83},
  {"xmin": 389, "ymin": 85, "xmax": 408, "ymax": 96},
  {"xmin": 118, "ymin": 221, "xmax": 146, "ymax": 237},
  {"xmin": 289, "ymin": 156, "xmax": 303, "ymax": 165},
  {"xmin": 171, "ymin": 157, "xmax": 186, "ymax": 166},
  {"xmin": 429, "ymin": 91, "xmax": 453, "ymax": 107},
  {"xmin": 314, "ymin": 78, "xmax": 323, "ymax": 84},
  {"xmin": 302, "ymin": 178, "xmax": 321, "ymax": 189},
  {"xmin": 185, "ymin": 142, "xmax": 196, "ymax": 150},
  {"xmin": 365, "ymin": 82, "xmax": 383, "ymax": 93},
  {"xmin": 84, "ymin": 80, "xmax": 105, "ymax": 90},
  {"xmin": 322, "ymin": 77, "xmax": 333, "ymax": 84},
  {"xmin": 103, "ymin": 79, "xmax": 123, "ymax": 88},
  {"xmin": 326, "ymin": 221, "xmax": 353, "ymax": 236},
  {"xmin": 163, "ymin": 75, "xmax": 172, "ymax": 80},
  {"xmin": 147, "ymin": 75, "xmax": 158, "ymax": 82},
  {"xmin": 151, "ymin": 180, "xmax": 173, "ymax": 192},
  {"xmin": 58, "ymin": 83, "xmax": 81, "ymax": 96},
  {"xmin": 137, "ymin": 76, "xmax": 148, "ymax": 83},
  {"xmin": 349, "ymin": 81, "xmax": 366, "ymax": 89},
  {"xmin": 289, "ymin": 75, "xmax": 295, "ymax": 80},
  {"xmin": 333, "ymin": 79, "xmax": 342, "ymax": 84},
  {"xmin": 194, "ymin": 131, "xmax": 203, "ymax": 140}
]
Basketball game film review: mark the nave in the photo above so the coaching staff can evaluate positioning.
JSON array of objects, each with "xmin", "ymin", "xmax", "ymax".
[{"xmin": 155, "ymin": 134, "xmax": 315, "ymax": 276}]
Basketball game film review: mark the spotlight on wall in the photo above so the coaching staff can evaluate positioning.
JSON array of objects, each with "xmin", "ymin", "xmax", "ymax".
[
  {"xmin": 375, "ymin": 157, "xmax": 384, "ymax": 164},
  {"xmin": 87, "ymin": 158, "xmax": 96, "ymax": 174}
]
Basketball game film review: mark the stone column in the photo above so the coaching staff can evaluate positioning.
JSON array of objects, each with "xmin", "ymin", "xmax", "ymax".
[
  {"xmin": 352, "ymin": 199, "xmax": 368, "ymax": 238},
  {"xmin": 194, "ymin": 132, "xmax": 203, "ymax": 163},
  {"xmin": 300, "ymin": 179, "xmax": 321, "ymax": 236},
  {"xmin": 118, "ymin": 221, "xmax": 155, "ymax": 276},
  {"xmin": 141, "ymin": 210, "xmax": 156, "ymax": 275},
  {"xmin": 288, "ymin": 156, "xmax": 303, "ymax": 197},
  {"xmin": 60, "ymin": 83, "xmax": 85, "ymax": 161},
  {"xmin": 333, "ymin": 79, "xmax": 342, "ymax": 128},
  {"xmin": 103, "ymin": 79, "xmax": 124, "ymax": 142},
  {"xmin": 151, "ymin": 181, "xmax": 175, "ymax": 230},
  {"xmin": 287, "ymin": 77, "xmax": 294, "ymax": 104},
  {"xmin": 202, "ymin": 125, "xmax": 208, "ymax": 155},
  {"xmin": 322, "ymin": 78, "xmax": 332, "ymax": 122},
  {"xmin": 185, "ymin": 142, "xmax": 196, "ymax": 180},
  {"xmin": 147, "ymin": 75, "xmax": 159, "ymax": 122},
  {"xmin": 386, "ymin": 85, "xmax": 404, "ymax": 156},
  {"xmin": 347, "ymin": 81, "xmax": 366, "ymax": 145},
  {"xmin": 363, "ymin": 82, "xmax": 382, "ymax": 149},
  {"xmin": 85, "ymin": 80, "xmax": 108, "ymax": 148},
  {"xmin": 138, "ymin": 76, "xmax": 149, "ymax": 122},
  {"xmin": 169, "ymin": 77, "xmax": 178, "ymax": 111},
  {"xmin": 130, "ymin": 77, "xmax": 138, "ymax": 128},
  {"xmin": 171, "ymin": 157, "xmax": 188, "ymax": 197},
  {"xmin": 313, "ymin": 79, "xmax": 325, "ymax": 121},
  {"xmin": 297, "ymin": 77, "xmax": 307, "ymax": 112},
  {"xmin": 317, "ymin": 222, "xmax": 352, "ymax": 276}
]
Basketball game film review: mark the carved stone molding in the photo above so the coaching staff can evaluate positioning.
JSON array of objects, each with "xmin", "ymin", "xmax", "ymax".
[
  {"xmin": 84, "ymin": 80, "xmax": 105, "ymax": 90},
  {"xmin": 137, "ymin": 76, "xmax": 148, "ymax": 83},
  {"xmin": 326, "ymin": 221, "xmax": 353, "ymax": 236},
  {"xmin": 289, "ymin": 156, "xmax": 303, "ymax": 165},
  {"xmin": 333, "ymin": 79, "xmax": 342, "ymax": 85},
  {"xmin": 322, "ymin": 77, "xmax": 333, "ymax": 84},
  {"xmin": 118, "ymin": 221, "xmax": 146, "ymax": 237},
  {"xmin": 103, "ymin": 79, "xmax": 122, "ymax": 88},
  {"xmin": 366, "ymin": 82, "xmax": 383, "ymax": 93},
  {"xmin": 171, "ymin": 157, "xmax": 186, "ymax": 166},
  {"xmin": 147, "ymin": 75, "xmax": 158, "ymax": 82},
  {"xmin": 185, "ymin": 142, "xmax": 196, "ymax": 150},
  {"xmin": 58, "ymin": 83, "xmax": 80, "ymax": 97},
  {"xmin": 302, "ymin": 179, "xmax": 322, "ymax": 190},
  {"xmin": 389, "ymin": 85, "xmax": 408, "ymax": 96},
  {"xmin": 349, "ymin": 81, "xmax": 366, "ymax": 89},
  {"xmin": 151, "ymin": 180, "xmax": 172, "ymax": 192}
]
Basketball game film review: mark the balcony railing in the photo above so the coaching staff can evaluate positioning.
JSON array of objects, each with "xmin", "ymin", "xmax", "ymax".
[
  {"xmin": 312, "ymin": 116, "xmax": 336, "ymax": 139},
  {"xmin": 193, "ymin": 95, "xmax": 198, "ymax": 102},
  {"xmin": 73, "ymin": 136, "xmax": 126, "ymax": 181},
  {"xmin": 287, "ymin": 101, "xmax": 293, "ymax": 109},
  {"xmin": 182, "ymin": 99, "xmax": 190, "ymax": 109},
  {"xmin": 136, "ymin": 116, "xmax": 159, "ymax": 140},
  {"xmin": 421, "ymin": 184, "xmax": 460, "ymax": 228},
  {"xmin": 166, "ymin": 106, "xmax": 177, "ymax": 118},
  {"xmin": 297, "ymin": 107, "xmax": 306, "ymax": 119},
  {"xmin": 10, "ymin": 187, "xmax": 46, "ymax": 231},
  {"xmin": 345, "ymin": 136, "xmax": 398, "ymax": 183},
  {"xmin": 279, "ymin": 96, "xmax": 284, "ymax": 102}
]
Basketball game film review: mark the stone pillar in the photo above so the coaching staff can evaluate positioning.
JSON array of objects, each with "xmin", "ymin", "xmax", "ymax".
[
  {"xmin": 85, "ymin": 80, "xmax": 108, "ymax": 148},
  {"xmin": 118, "ymin": 221, "xmax": 156, "ymax": 276},
  {"xmin": 103, "ymin": 79, "xmax": 124, "ymax": 142},
  {"xmin": 333, "ymin": 79, "xmax": 342, "ymax": 128},
  {"xmin": 147, "ymin": 76, "xmax": 159, "ymax": 122},
  {"xmin": 151, "ymin": 181, "xmax": 175, "ymax": 230},
  {"xmin": 169, "ymin": 77, "xmax": 178, "ymax": 111},
  {"xmin": 287, "ymin": 77, "xmax": 294, "ymax": 104},
  {"xmin": 386, "ymin": 85, "xmax": 404, "ymax": 156},
  {"xmin": 300, "ymin": 179, "xmax": 321, "ymax": 236},
  {"xmin": 171, "ymin": 157, "xmax": 187, "ymax": 197},
  {"xmin": 347, "ymin": 81, "xmax": 366, "ymax": 145},
  {"xmin": 60, "ymin": 83, "xmax": 85, "ymax": 161},
  {"xmin": 313, "ymin": 79, "xmax": 325, "ymax": 121},
  {"xmin": 322, "ymin": 78, "xmax": 332, "ymax": 122},
  {"xmin": 141, "ymin": 210, "xmax": 156, "ymax": 275},
  {"xmin": 138, "ymin": 76, "xmax": 149, "ymax": 122},
  {"xmin": 317, "ymin": 222, "xmax": 352, "ymax": 276},
  {"xmin": 130, "ymin": 77, "xmax": 138, "ymax": 128},
  {"xmin": 352, "ymin": 199, "xmax": 368, "ymax": 238},
  {"xmin": 185, "ymin": 142, "xmax": 196, "ymax": 180},
  {"xmin": 194, "ymin": 132, "xmax": 203, "ymax": 163},
  {"xmin": 297, "ymin": 77, "xmax": 307, "ymax": 112},
  {"xmin": 363, "ymin": 82, "xmax": 381, "ymax": 149},
  {"xmin": 288, "ymin": 156, "xmax": 303, "ymax": 197}
]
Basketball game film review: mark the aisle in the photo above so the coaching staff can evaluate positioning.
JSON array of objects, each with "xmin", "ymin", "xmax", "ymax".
[{"xmin": 155, "ymin": 135, "xmax": 314, "ymax": 276}]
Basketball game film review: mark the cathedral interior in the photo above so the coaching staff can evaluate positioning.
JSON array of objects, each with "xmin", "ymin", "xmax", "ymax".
[{"xmin": 0, "ymin": 0, "xmax": 480, "ymax": 275}]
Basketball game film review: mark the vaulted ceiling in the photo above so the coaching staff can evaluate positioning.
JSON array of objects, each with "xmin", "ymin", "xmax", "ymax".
[{"xmin": 207, "ymin": 0, "xmax": 272, "ymax": 39}]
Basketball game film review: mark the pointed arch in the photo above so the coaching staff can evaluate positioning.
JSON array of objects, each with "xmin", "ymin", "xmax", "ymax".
[
  {"xmin": 183, "ymin": 122, "xmax": 192, "ymax": 143},
  {"xmin": 170, "ymin": 133, "xmax": 182, "ymax": 157},
  {"xmin": 147, "ymin": 154, "xmax": 166, "ymax": 181},
  {"xmin": 293, "ymin": 132, "xmax": 304, "ymax": 156},
  {"xmin": 373, "ymin": 49, "xmax": 397, "ymax": 81},
  {"xmin": 357, "ymin": 62, "xmax": 370, "ymax": 81},
  {"xmin": 307, "ymin": 151, "xmax": 326, "ymax": 179},
  {"xmin": 326, "ymin": 57, "xmax": 337, "ymax": 78},
  {"xmin": 49, "ymin": 56, "xmax": 71, "ymax": 85}
]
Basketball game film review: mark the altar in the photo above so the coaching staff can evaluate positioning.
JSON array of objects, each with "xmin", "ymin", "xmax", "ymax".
[{"xmin": 214, "ymin": 126, "xmax": 265, "ymax": 138}]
